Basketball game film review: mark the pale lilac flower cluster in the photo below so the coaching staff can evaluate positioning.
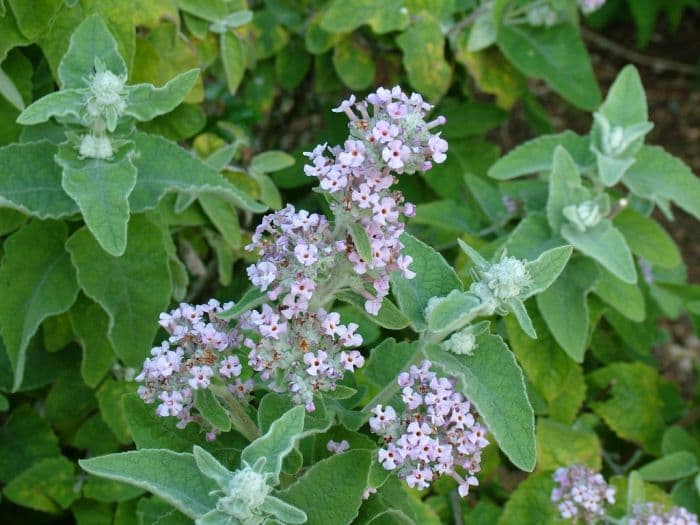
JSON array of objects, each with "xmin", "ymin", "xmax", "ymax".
[
  {"xmin": 241, "ymin": 307, "xmax": 364, "ymax": 411},
  {"xmin": 551, "ymin": 465, "xmax": 616, "ymax": 524},
  {"xmin": 136, "ymin": 300, "xmax": 253, "ymax": 437},
  {"xmin": 303, "ymin": 86, "xmax": 447, "ymax": 314},
  {"xmin": 246, "ymin": 204, "xmax": 335, "ymax": 316},
  {"xmin": 370, "ymin": 360, "xmax": 488, "ymax": 497},
  {"xmin": 629, "ymin": 503, "xmax": 698, "ymax": 525},
  {"xmin": 578, "ymin": 0, "xmax": 605, "ymax": 14}
]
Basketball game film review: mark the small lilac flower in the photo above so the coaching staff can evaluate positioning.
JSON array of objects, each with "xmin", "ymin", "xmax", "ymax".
[
  {"xmin": 294, "ymin": 243, "xmax": 319, "ymax": 266},
  {"xmin": 156, "ymin": 391, "xmax": 183, "ymax": 417},
  {"xmin": 372, "ymin": 120, "xmax": 399, "ymax": 143},
  {"xmin": 428, "ymin": 133, "xmax": 448, "ymax": 163},
  {"xmin": 326, "ymin": 439, "xmax": 350, "ymax": 454},
  {"xmin": 304, "ymin": 350, "xmax": 328, "ymax": 376},
  {"xmin": 382, "ymin": 140, "xmax": 410, "ymax": 170},
  {"xmin": 219, "ymin": 355, "xmax": 242, "ymax": 378},
  {"xmin": 189, "ymin": 365, "xmax": 214, "ymax": 389},
  {"xmin": 339, "ymin": 350, "xmax": 365, "ymax": 371}
]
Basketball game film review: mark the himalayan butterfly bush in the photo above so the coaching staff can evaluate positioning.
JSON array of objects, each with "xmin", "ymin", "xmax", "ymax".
[
  {"xmin": 136, "ymin": 86, "xmax": 449, "ymax": 430},
  {"xmin": 550, "ymin": 465, "xmax": 616, "ymax": 524},
  {"xmin": 369, "ymin": 360, "xmax": 489, "ymax": 498},
  {"xmin": 629, "ymin": 503, "xmax": 698, "ymax": 525}
]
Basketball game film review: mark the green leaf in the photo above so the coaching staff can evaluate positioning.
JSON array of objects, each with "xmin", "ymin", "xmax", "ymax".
[
  {"xmin": 45, "ymin": 368, "xmax": 97, "ymax": 425},
  {"xmin": 70, "ymin": 295, "xmax": 115, "ymax": 388},
  {"xmin": 260, "ymin": 496, "xmax": 307, "ymax": 525},
  {"xmin": 390, "ymin": 233, "xmax": 462, "ymax": 331},
  {"xmin": 536, "ymin": 418, "xmax": 601, "ymax": 471},
  {"xmin": 496, "ymin": 23, "xmax": 601, "ymax": 110},
  {"xmin": 194, "ymin": 389, "xmax": 231, "ymax": 432},
  {"xmin": 613, "ymin": 207, "xmax": 682, "ymax": 268},
  {"xmin": 199, "ymin": 196, "xmax": 241, "ymax": 249},
  {"xmin": 7, "ymin": 0, "xmax": 63, "ymax": 40},
  {"xmin": 217, "ymin": 287, "xmax": 266, "ymax": 320},
  {"xmin": 497, "ymin": 472, "xmax": 561, "ymax": 525},
  {"xmin": 537, "ymin": 257, "xmax": 599, "ymax": 362},
  {"xmin": 396, "ymin": 16, "xmax": 451, "ymax": 101},
  {"xmin": 363, "ymin": 339, "xmax": 420, "ymax": 389},
  {"xmin": 4, "ymin": 456, "xmax": 77, "ymax": 512},
  {"xmin": 562, "ymin": 220, "xmax": 637, "ymax": 284},
  {"xmin": 58, "ymin": 14, "xmax": 127, "ymax": 89},
  {"xmin": 348, "ymin": 221, "xmax": 374, "ymax": 265},
  {"xmin": 122, "ymin": 394, "xmax": 246, "ymax": 466},
  {"xmin": 411, "ymin": 200, "xmax": 481, "ymax": 234},
  {"xmin": 467, "ymin": 13, "xmax": 497, "ymax": 52},
  {"xmin": 592, "ymin": 265, "xmax": 645, "ymax": 322},
  {"xmin": 191, "ymin": 446, "xmax": 231, "ymax": 488},
  {"xmin": 57, "ymin": 147, "xmax": 137, "ymax": 257},
  {"xmin": 241, "ymin": 405, "xmax": 305, "ymax": 484},
  {"xmin": 136, "ymin": 496, "xmax": 191, "ymax": 525},
  {"xmin": 662, "ymin": 426, "xmax": 700, "ymax": 460},
  {"xmin": 424, "ymin": 335, "xmax": 536, "ymax": 471},
  {"xmin": 80, "ymin": 450, "xmax": 217, "ymax": 519},
  {"xmin": 125, "ymin": 69, "xmax": 199, "ymax": 121},
  {"xmin": 598, "ymin": 64, "xmax": 648, "ymax": 126},
  {"xmin": 0, "ymin": 141, "xmax": 79, "ymax": 219},
  {"xmin": 627, "ymin": 471, "xmax": 646, "ymax": 514},
  {"xmin": 425, "ymin": 290, "xmax": 481, "ymax": 334},
  {"xmin": 96, "ymin": 379, "xmax": 133, "ymax": 445},
  {"xmin": 66, "ymin": 216, "xmax": 172, "ymax": 366},
  {"xmin": 130, "ymin": 132, "xmax": 266, "ymax": 214},
  {"xmin": 546, "ymin": 145, "xmax": 585, "ymax": 232},
  {"xmin": 523, "ymin": 245, "xmax": 573, "ymax": 298},
  {"xmin": 220, "ymin": 32, "xmax": 245, "ymax": 95},
  {"xmin": 332, "ymin": 37, "xmax": 375, "ymax": 90},
  {"xmin": 250, "ymin": 150, "xmax": 295, "ymax": 173},
  {"xmin": 488, "ymin": 130, "xmax": 592, "ymax": 180},
  {"xmin": 83, "ymin": 476, "xmax": 145, "ymax": 503},
  {"xmin": 16, "ymin": 89, "xmax": 85, "ymax": 125},
  {"xmin": 0, "ymin": 404, "xmax": 60, "ymax": 483},
  {"xmin": 506, "ymin": 298, "xmax": 536, "ymax": 338},
  {"xmin": 275, "ymin": 43, "xmax": 311, "ymax": 91},
  {"xmin": 282, "ymin": 450, "xmax": 371, "ymax": 525},
  {"xmin": 587, "ymin": 362, "xmax": 666, "ymax": 454},
  {"xmin": 639, "ymin": 451, "xmax": 698, "ymax": 482},
  {"xmin": 336, "ymin": 291, "xmax": 410, "ymax": 330},
  {"xmin": 0, "ymin": 220, "xmax": 79, "ymax": 390}
]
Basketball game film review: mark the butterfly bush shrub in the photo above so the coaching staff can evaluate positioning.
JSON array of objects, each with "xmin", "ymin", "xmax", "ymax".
[{"xmin": 1, "ymin": 1, "xmax": 700, "ymax": 524}]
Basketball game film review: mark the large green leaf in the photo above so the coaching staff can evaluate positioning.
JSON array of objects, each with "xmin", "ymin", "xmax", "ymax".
[
  {"xmin": 623, "ymin": 145, "xmax": 700, "ymax": 221},
  {"xmin": 597, "ymin": 64, "xmax": 648, "ymax": 126},
  {"xmin": 80, "ymin": 450, "xmax": 217, "ymax": 519},
  {"xmin": 546, "ymin": 145, "xmax": 585, "ymax": 232},
  {"xmin": 505, "ymin": 311, "xmax": 585, "ymax": 424},
  {"xmin": 0, "ymin": 404, "xmax": 60, "ymax": 483},
  {"xmin": 638, "ymin": 452, "xmax": 698, "ymax": 482},
  {"xmin": 488, "ymin": 131, "xmax": 592, "ymax": 180},
  {"xmin": 96, "ymin": 379, "xmax": 133, "ymax": 445},
  {"xmin": 0, "ymin": 220, "xmax": 79, "ymax": 390},
  {"xmin": 562, "ymin": 220, "xmax": 637, "ymax": 284},
  {"xmin": 537, "ymin": 257, "xmax": 599, "ymax": 362},
  {"xmin": 536, "ymin": 418, "xmax": 601, "ymax": 471},
  {"xmin": 57, "ymin": 147, "xmax": 137, "ymax": 257},
  {"xmin": 523, "ymin": 245, "xmax": 573, "ymax": 298},
  {"xmin": 16, "ymin": 89, "xmax": 85, "ymax": 125},
  {"xmin": 66, "ymin": 216, "xmax": 172, "ymax": 366},
  {"xmin": 332, "ymin": 37, "xmax": 375, "ymax": 91},
  {"xmin": 587, "ymin": 362, "xmax": 666, "ymax": 455},
  {"xmin": 70, "ymin": 295, "xmax": 115, "ymax": 388},
  {"xmin": 220, "ymin": 32, "xmax": 245, "ymax": 95},
  {"xmin": 613, "ymin": 207, "xmax": 682, "ymax": 268},
  {"xmin": 4, "ymin": 456, "xmax": 77, "ymax": 512},
  {"xmin": 7, "ymin": 0, "xmax": 63, "ymax": 40},
  {"xmin": 497, "ymin": 472, "xmax": 561, "ymax": 525},
  {"xmin": 125, "ymin": 69, "xmax": 199, "ymax": 121},
  {"xmin": 424, "ymin": 335, "xmax": 536, "ymax": 471},
  {"xmin": 496, "ymin": 23, "xmax": 601, "ymax": 110},
  {"xmin": 390, "ymin": 233, "xmax": 462, "ymax": 331},
  {"xmin": 58, "ymin": 14, "xmax": 127, "ymax": 89},
  {"xmin": 592, "ymin": 265, "xmax": 645, "ymax": 322},
  {"xmin": 129, "ymin": 132, "xmax": 266, "ymax": 213},
  {"xmin": 395, "ymin": 16, "xmax": 451, "ymax": 101},
  {"xmin": 241, "ymin": 405, "xmax": 306, "ymax": 484},
  {"xmin": 0, "ymin": 141, "xmax": 79, "ymax": 219},
  {"xmin": 282, "ymin": 450, "xmax": 372, "ymax": 525}
]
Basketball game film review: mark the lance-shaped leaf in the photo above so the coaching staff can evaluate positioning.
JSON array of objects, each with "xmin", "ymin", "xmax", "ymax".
[
  {"xmin": 425, "ymin": 289, "xmax": 482, "ymax": 334},
  {"xmin": 217, "ymin": 287, "xmax": 267, "ymax": 320},
  {"xmin": 424, "ymin": 335, "xmax": 536, "ymax": 471},
  {"xmin": 562, "ymin": 220, "xmax": 637, "ymax": 284},
  {"xmin": 192, "ymin": 446, "xmax": 232, "ymax": 488},
  {"xmin": 546, "ymin": 146, "xmax": 588, "ymax": 232},
  {"xmin": 0, "ymin": 141, "xmax": 79, "ymax": 219},
  {"xmin": 16, "ymin": 89, "xmax": 85, "ymax": 125},
  {"xmin": 66, "ymin": 216, "xmax": 172, "ymax": 366},
  {"xmin": 80, "ymin": 450, "xmax": 217, "ymax": 519},
  {"xmin": 638, "ymin": 451, "xmax": 698, "ymax": 482},
  {"xmin": 347, "ymin": 221, "xmax": 373, "ymax": 264},
  {"xmin": 194, "ymin": 389, "xmax": 231, "ymax": 432},
  {"xmin": 58, "ymin": 14, "xmax": 127, "ymax": 89},
  {"xmin": 3, "ymin": 456, "xmax": 77, "ymax": 513},
  {"xmin": 282, "ymin": 450, "xmax": 371, "ymax": 525},
  {"xmin": 523, "ymin": 245, "xmax": 573, "ymax": 298},
  {"xmin": 488, "ymin": 131, "xmax": 593, "ymax": 180},
  {"xmin": 537, "ymin": 257, "xmax": 599, "ymax": 362},
  {"xmin": 57, "ymin": 145, "xmax": 137, "ymax": 257},
  {"xmin": 390, "ymin": 233, "xmax": 462, "ymax": 331},
  {"xmin": 335, "ymin": 291, "xmax": 410, "ymax": 330},
  {"xmin": 129, "ymin": 132, "xmax": 266, "ymax": 213},
  {"xmin": 125, "ymin": 69, "xmax": 199, "ymax": 121},
  {"xmin": 0, "ymin": 221, "xmax": 79, "ymax": 391},
  {"xmin": 241, "ymin": 405, "xmax": 305, "ymax": 484},
  {"xmin": 598, "ymin": 65, "xmax": 648, "ymax": 128},
  {"xmin": 505, "ymin": 297, "xmax": 536, "ymax": 339},
  {"xmin": 69, "ymin": 295, "xmax": 115, "ymax": 388}
]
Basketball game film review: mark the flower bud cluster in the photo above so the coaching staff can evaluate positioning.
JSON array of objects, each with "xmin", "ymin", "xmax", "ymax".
[
  {"xmin": 217, "ymin": 463, "xmax": 272, "ymax": 523},
  {"xmin": 551, "ymin": 465, "xmax": 616, "ymax": 524},
  {"xmin": 85, "ymin": 66, "xmax": 127, "ymax": 131},
  {"xmin": 563, "ymin": 200, "xmax": 603, "ymax": 232},
  {"xmin": 629, "ymin": 503, "xmax": 698, "ymax": 525},
  {"xmin": 246, "ymin": 204, "xmax": 335, "ymax": 315},
  {"xmin": 370, "ymin": 360, "xmax": 489, "ymax": 497},
  {"xmin": 136, "ymin": 300, "xmax": 253, "ymax": 436},
  {"xmin": 242, "ymin": 306, "xmax": 363, "ymax": 411},
  {"xmin": 468, "ymin": 255, "xmax": 532, "ymax": 316},
  {"xmin": 303, "ymin": 87, "xmax": 446, "ymax": 314}
]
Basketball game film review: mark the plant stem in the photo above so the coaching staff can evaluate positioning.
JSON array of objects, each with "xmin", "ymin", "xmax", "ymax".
[{"xmin": 218, "ymin": 388, "xmax": 260, "ymax": 442}]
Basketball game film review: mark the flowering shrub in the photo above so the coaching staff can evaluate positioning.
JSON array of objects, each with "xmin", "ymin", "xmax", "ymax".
[{"xmin": 0, "ymin": 2, "xmax": 699, "ymax": 525}]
